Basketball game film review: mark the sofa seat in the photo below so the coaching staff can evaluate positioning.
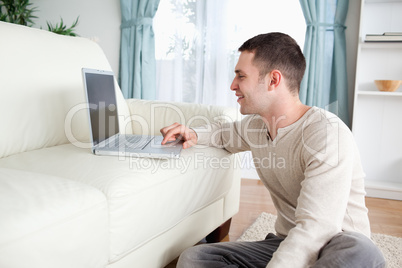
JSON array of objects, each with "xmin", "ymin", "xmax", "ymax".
[
  {"xmin": 0, "ymin": 143, "xmax": 235, "ymax": 263},
  {"xmin": 0, "ymin": 167, "xmax": 109, "ymax": 267}
]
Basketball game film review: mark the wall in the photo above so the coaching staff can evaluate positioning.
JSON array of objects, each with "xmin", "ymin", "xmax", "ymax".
[{"xmin": 31, "ymin": 0, "xmax": 121, "ymax": 75}]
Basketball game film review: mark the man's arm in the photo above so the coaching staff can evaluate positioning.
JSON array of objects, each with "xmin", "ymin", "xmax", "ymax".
[{"xmin": 161, "ymin": 116, "xmax": 256, "ymax": 152}]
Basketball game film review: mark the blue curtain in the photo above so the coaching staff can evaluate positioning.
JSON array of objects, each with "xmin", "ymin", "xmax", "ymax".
[
  {"xmin": 119, "ymin": 0, "xmax": 160, "ymax": 99},
  {"xmin": 299, "ymin": 0, "xmax": 350, "ymax": 126}
]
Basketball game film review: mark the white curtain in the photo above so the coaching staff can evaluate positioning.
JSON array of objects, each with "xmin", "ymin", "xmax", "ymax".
[{"xmin": 154, "ymin": 0, "xmax": 237, "ymax": 107}]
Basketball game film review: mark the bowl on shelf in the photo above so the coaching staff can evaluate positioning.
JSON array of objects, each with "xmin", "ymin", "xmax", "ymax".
[{"xmin": 374, "ymin": 80, "xmax": 402, "ymax": 92}]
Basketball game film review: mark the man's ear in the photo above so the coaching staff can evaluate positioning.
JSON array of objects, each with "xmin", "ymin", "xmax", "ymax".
[{"xmin": 269, "ymin": 70, "xmax": 282, "ymax": 89}]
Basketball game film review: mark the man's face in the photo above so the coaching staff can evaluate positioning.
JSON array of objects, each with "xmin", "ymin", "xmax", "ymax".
[{"xmin": 230, "ymin": 51, "xmax": 270, "ymax": 115}]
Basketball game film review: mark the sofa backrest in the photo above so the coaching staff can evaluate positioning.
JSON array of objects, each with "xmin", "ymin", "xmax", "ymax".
[
  {"xmin": 126, "ymin": 99, "xmax": 241, "ymax": 136},
  {"xmin": 0, "ymin": 22, "xmax": 130, "ymax": 158}
]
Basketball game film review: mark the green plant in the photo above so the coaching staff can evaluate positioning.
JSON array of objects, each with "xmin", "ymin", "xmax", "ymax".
[
  {"xmin": 0, "ymin": 0, "xmax": 79, "ymax": 37},
  {"xmin": 0, "ymin": 0, "xmax": 37, "ymax": 26},
  {"xmin": 46, "ymin": 16, "xmax": 79, "ymax": 36}
]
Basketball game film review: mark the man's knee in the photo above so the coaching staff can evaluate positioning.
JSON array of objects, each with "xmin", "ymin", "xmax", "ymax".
[
  {"xmin": 315, "ymin": 231, "xmax": 386, "ymax": 268},
  {"xmin": 177, "ymin": 244, "xmax": 220, "ymax": 268},
  {"xmin": 338, "ymin": 231, "xmax": 384, "ymax": 263},
  {"xmin": 177, "ymin": 246, "xmax": 201, "ymax": 268}
]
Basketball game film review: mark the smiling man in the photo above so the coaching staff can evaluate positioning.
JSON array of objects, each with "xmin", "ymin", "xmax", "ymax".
[{"xmin": 160, "ymin": 33, "xmax": 385, "ymax": 268}]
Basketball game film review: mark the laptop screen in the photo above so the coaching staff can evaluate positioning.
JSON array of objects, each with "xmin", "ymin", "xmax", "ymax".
[{"xmin": 84, "ymin": 71, "xmax": 119, "ymax": 146}]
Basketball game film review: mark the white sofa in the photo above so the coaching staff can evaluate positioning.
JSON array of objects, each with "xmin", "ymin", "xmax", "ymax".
[{"xmin": 0, "ymin": 22, "xmax": 241, "ymax": 268}]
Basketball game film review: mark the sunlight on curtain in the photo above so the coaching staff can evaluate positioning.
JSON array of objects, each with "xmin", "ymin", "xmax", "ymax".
[{"xmin": 153, "ymin": 0, "xmax": 306, "ymax": 107}]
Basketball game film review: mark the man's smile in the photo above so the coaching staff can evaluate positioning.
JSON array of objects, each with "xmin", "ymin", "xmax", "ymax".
[{"xmin": 236, "ymin": 94, "xmax": 244, "ymax": 103}]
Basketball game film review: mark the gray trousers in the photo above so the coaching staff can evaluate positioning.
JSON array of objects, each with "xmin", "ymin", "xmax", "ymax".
[{"xmin": 177, "ymin": 232, "xmax": 386, "ymax": 268}]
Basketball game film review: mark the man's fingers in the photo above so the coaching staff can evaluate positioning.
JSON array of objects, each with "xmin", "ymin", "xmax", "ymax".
[
  {"xmin": 182, "ymin": 139, "xmax": 196, "ymax": 149},
  {"xmin": 182, "ymin": 128, "xmax": 197, "ymax": 149},
  {"xmin": 161, "ymin": 135, "xmax": 177, "ymax": 145},
  {"xmin": 160, "ymin": 123, "xmax": 197, "ymax": 148},
  {"xmin": 160, "ymin": 122, "xmax": 180, "ymax": 136},
  {"xmin": 161, "ymin": 130, "xmax": 178, "ymax": 144},
  {"xmin": 161, "ymin": 123, "xmax": 183, "ymax": 144}
]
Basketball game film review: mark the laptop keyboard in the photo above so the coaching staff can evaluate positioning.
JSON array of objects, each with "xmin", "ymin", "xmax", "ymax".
[{"xmin": 108, "ymin": 135, "xmax": 154, "ymax": 150}]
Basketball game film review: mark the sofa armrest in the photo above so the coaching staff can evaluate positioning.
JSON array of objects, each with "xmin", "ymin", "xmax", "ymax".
[{"xmin": 125, "ymin": 99, "xmax": 240, "ymax": 135}]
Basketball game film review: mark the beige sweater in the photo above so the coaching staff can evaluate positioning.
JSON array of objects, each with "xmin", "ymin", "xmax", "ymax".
[{"xmin": 194, "ymin": 107, "xmax": 370, "ymax": 268}]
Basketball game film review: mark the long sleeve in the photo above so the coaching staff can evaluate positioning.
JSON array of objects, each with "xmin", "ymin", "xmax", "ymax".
[{"xmin": 193, "ymin": 115, "xmax": 259, "ymax": 153}]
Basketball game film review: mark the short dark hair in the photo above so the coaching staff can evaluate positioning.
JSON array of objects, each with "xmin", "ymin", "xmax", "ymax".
[{"xmin": 238, "ymin": 32, "xmax": 306, "ymax": 94}]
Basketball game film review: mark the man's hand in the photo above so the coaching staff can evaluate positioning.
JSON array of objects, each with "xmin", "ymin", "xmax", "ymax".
[{"xmin": 160, "ymin": 123, "xmax": 198, "ymax": 149}]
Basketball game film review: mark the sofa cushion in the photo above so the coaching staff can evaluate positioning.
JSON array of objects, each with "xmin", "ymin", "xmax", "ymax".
[
  {"xmin": 0, "ymin": 144, "xmax": 236, "ymax": 262},
  {"xmin": 0, "ymin": 167, "xmax": 108, "ymax": 268}
]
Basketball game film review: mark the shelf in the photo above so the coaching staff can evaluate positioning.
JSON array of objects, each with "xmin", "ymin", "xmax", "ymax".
[
  {"xmin": 361, "ymin": 41, "xmax": 402, "ymax": 49},
  {"xmin": 357, "ymin": 91, "xmax": 402, "ymax": 96},
  {"xmin": 354, "ymin": 0, "xmax": 402, "ymax": 201},
  {"xmin": 362, "ymin": 1, "xmax": 402, "ymax": 39},
  {"xmin": 365, "ymin": 0, "xmax": 402, "ymax": 3}
]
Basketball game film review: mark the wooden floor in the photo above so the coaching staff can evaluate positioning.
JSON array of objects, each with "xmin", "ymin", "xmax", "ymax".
[
  {"xmin": 166, "ymin": 178, "xmax": 402, "ymax": 267},
  {"xmin": 225, "ymin": 178, "xmax": 402, "ymax": 242}
]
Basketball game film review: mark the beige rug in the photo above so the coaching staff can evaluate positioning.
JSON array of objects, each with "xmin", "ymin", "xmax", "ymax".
[{"xmin": 238, "ymin": 212, "xmax": 402, "ymax": 268}]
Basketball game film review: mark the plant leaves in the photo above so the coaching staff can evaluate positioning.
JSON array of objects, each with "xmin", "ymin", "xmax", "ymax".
[{"xmin": 47, "ymin": 16, "xmax": 80, "ymax": 36}]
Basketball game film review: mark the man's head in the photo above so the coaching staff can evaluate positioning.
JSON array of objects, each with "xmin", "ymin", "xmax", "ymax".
[{"xmin": 238, "ymin": 32, "xmax": 306, "ymax": 94}]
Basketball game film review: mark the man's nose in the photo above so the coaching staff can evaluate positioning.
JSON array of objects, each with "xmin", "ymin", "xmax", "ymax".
[{"xmin": 230, "ymin": 79, "xmax": 238, "ymax": 91}]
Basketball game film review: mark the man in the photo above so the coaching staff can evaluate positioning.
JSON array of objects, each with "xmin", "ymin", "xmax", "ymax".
[{"xmin": 161, "ymin": 33, "xmax": 385, "ymax": 268}]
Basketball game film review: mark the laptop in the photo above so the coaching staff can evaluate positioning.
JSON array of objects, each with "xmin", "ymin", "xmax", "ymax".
[{"xmin": 82, "ymin": 68, "xmax": 183, "ymax": 159}]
